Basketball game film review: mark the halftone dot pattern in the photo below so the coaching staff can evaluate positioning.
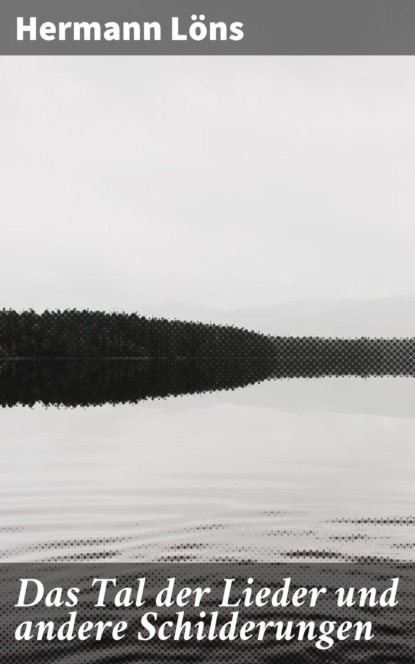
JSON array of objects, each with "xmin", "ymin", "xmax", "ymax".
[
  {"xmin": 1, "ymin": 509, "xmax": 413, "ymax": 564},
  {"xmin": 0, "ymin": 563, "xmax": 414, "ymax": 663},
  {"xmin": 1, "ymin": 311, "xmax": 414, "ymax": 661},
  {"xmin": 1, "ymin": 310, "xmax": 415, "ymax": 407}
]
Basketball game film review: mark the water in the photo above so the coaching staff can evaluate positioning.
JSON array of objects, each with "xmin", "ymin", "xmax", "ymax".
[{"xmin": 0, "ymin": 377, "xmax": 413, "ymax": 562}]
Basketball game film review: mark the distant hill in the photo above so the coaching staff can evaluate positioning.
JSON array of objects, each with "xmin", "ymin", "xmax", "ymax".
[{"xmin": 142, "ymin": 296, "xmax": 415, "ymax": 337}]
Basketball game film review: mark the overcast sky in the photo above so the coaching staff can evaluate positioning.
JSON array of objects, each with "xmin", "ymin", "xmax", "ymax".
[{"xmin": 2, "ymin": 57, "xmax": 415, "ymax": 313}]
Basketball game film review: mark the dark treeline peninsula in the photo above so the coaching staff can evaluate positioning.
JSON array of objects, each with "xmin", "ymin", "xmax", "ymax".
[{"xmin": 1, "ymin": 310, "xmax": 414, "ymax": 407}]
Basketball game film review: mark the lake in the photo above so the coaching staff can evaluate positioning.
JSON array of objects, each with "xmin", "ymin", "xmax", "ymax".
[{"xmin": 1, "ymin": 376, "xmax": 413, "ymax": 562}]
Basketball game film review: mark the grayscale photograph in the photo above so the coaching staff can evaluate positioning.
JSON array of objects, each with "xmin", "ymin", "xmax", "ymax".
[{"xmin": 1, "ymin": 56, "xmax": 415, "ymax": 568}]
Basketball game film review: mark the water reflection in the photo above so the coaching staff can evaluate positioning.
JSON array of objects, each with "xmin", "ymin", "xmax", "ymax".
[{"xmin": 0, "ymin": 382, "xmax": 413, "ymax": 562}]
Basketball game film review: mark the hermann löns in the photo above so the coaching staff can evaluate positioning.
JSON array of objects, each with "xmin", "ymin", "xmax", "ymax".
[{"xmin": 17, "ymin": 15, "xmax": 245, "ymax": 42}]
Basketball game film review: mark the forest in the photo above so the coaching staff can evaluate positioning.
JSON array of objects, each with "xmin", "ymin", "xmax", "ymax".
[{"xmin": 0, "ymin": 309, "xmax": 413, "ymax": 406}]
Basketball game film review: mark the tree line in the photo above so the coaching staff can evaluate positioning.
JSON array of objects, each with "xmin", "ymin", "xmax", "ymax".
[{"xmin": 1, "ymin": 310, "xmax": 414, "ymax": 406}]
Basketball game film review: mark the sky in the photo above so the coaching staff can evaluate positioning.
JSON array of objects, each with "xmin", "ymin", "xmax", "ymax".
[{"xmin": 2, "ymin": 56, "xmax": 415, "ymax": 313}]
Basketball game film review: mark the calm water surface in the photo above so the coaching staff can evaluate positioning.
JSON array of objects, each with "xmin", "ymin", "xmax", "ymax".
[{"xmin": 0, "ymin": 377, "xmax": 414, "ymax": 562}]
